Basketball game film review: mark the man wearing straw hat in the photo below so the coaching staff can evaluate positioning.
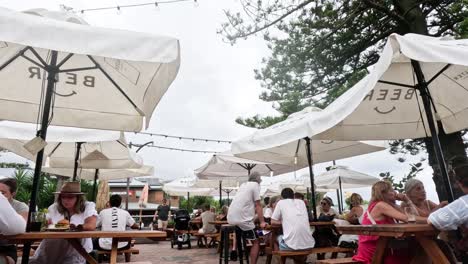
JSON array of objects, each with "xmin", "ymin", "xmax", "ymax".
[{"xmin": 30, "ymin": 181, "xmax": 97, "ymax": 264}]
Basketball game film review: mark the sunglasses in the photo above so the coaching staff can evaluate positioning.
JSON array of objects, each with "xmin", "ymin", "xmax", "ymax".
[{"xmin": 320, "ymin": 202, "xmax": 328, "ymax": 205}]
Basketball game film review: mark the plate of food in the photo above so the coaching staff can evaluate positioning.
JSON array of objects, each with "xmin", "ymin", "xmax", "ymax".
[{"xmin": 45, "ymin": 219, "xmax": 70, "ymax": 231}]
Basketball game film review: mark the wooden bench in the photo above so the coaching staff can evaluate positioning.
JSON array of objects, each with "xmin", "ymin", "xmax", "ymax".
[
  {"xmin": 316, "ymin": 257, "xmax": 362, "ymax": 263},
  {"xmin": 192, "ymin": 232, "xmax": 220, "ymax": 248},
  {"xmin": 270, "ymin": 247, "xmax": 354, "ymax": 264},
  {"xmin": 96, "ymin": 248, "xmax": 140, "ymax": 262}
]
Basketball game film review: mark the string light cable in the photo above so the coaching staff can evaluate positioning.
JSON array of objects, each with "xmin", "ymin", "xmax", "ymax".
[
  {"xmin": 76, "ymin": 0, "xmax": 199, "ymax": 13},
  {"xmin": 132, "ymin": 131, "xmax": 232, "ymax": 144},
  {"xmin": 129, "ymin": 141, "xmax": 220, "ymax": 154}
]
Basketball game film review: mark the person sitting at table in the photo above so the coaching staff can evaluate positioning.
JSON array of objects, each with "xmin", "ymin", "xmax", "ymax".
[
  {"xmin": 271, "ymin": 188, "xmax": 315, "ymax": 253},
  {"xmin": 0, "ymin": 193, "xmax": 26, "ymax": 264},
  {"xmin": 352, "ymin": 181, "xmax": 426, "ymax": 264},
  {"xmin": 0, "ymin": 178, "xmax": 29, "ymax": 220},
  {"xmin": 294, "ymin": 192, "xmax": 313, "ymax": 221},
  {"xmin": 401, "ymin": 179, "xmax": 448, "ymax": 217},
  {"xmin": 95, "ymin": 194, "xmax": 139, "ymax": 251},
  {"xmin": 217, "ymin": 205, "xmax": 229, "ymax": 221},
  {"xmin": 428, "ymin": 163, "xmax": 468, "ymax": 263},
  {"xmin": 197, "ymin": 204, "xmax": 216, "ymax": 234},
  {"xmin": 30, "ymin": 181, "xmax": 97, "ymax": 264},
  {"xmin": 153, "ymin": 198, "xmax": 171, "ymax": 231},
  {"xmin": 345, "ymin": 193, "xmax": 365, "ymax": 224},
  {"xmin": 316, "ymin": 196, "xmax": 337, "ymax": 219}
]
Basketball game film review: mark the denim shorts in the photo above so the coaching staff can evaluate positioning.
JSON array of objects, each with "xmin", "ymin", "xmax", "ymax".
[{"xmin": 277, "ymin": 235, "xmax": 294, "ymax": 251}]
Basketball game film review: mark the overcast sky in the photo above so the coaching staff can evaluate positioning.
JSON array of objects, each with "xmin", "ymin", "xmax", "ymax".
[{"xmin": 0, "ymin": 0, "xmax": 441, "ymax": 203}]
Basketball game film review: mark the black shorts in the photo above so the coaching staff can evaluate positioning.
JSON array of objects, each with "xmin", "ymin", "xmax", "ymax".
[
  {"xmin": 0, "ymin": 245, "xmax": 17, "ymax": 262},
  {"xmin": 236, "ymin": 227, "xmax": 259, "ymax": 241}
]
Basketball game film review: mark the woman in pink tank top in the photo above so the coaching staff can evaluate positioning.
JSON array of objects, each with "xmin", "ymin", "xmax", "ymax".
[{"xmin": 352, "ymin": 181, "xmax": 427, "ymax": 264}]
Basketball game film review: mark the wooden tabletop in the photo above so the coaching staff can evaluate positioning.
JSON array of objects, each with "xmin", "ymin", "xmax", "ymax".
[
  {"xmin": 209, "ymin": 220, "xmax": 228, "ymax": 225},
  {"xmin": 336, "ymin": 224, "xmax": 439, "ymax": 237},
  {"xmin": 0, "ymin": 230, "xmax": 166, "ymax": 240}
]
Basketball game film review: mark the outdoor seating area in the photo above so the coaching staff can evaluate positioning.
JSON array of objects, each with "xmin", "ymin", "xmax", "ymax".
[{"xmin": 0, "ymin": 2, "xmax": 467, "ymax": 264}]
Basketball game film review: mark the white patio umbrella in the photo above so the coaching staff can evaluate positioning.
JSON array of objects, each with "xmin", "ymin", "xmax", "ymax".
[
  {"xmin": 192, "ymin": 179, "xmax": 239, "ymax": 205},
  {"xmin": 0, "ymin": 7, "xmax": 180, "ymax": 233},
  {"xmin": 0, "ymin": 121, "xmax": 143, "ymax": 179},
  {"xmin": 195, "ymin": 151, "xmax": 297, "ymax": 206},
  {"xmin": 232, "ymin": 107, "xmax": 386, "ymax": 219},
  {"xmin": 316, "ymin": 33, "xmax": 468, "ymax": 202},
  {"xmin": 163, "ymin": 177, "xmax": 214, "ymax": 210},
  {"xmin": 311, "ymin": 166, "xmax": 380, "ymax": 213}
]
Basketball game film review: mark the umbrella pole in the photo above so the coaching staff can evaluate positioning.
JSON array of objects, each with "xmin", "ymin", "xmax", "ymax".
[
  {"xmin": 304, "ymin": 137, "xmax": 317, "ymax": 220},
  {"xmin": 125, "ymin": 178, "xmax": 130, "ymax": 210},
  {"xmin": 72, "ymin": 142, "xmax": 83, "ymax": 181},
  {"xmin": 227, "ymin": 191, "xmax": 230, "ymax": 206},
  {"xmin": 92, "ymin": 169, "xmax": 99, "ymax": 202},
  {"xmin": 411, "ymin": 60, "xmax": 454, "ymax": 202},
  {"xmin": 187, "ymin": 192, "xmax": 190, "ymax": 211},
  {"xmin": 338, "ymin": 177, "xmax": 343, "ymax": 214},
  {"xmin": 219, "ymin": 180, "xmax": 222, "ymax": 207},
  {"xmin": 22, "ymin": 50, "xmax": 59, "ymax": 264},
  {"xmin": 336, "ymin": 189, "xmax": 342, "ymax": 214}
]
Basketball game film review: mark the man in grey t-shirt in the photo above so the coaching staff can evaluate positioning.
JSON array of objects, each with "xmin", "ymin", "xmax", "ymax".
[{"xmin": 0, "ymin": 178, "xmax": 28, "ymax": 220}]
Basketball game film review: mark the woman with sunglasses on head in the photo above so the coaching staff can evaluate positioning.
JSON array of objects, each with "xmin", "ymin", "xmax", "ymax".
[{"xmin": 401, "ymin": 179, "xmax": 448, "ymax": 217}]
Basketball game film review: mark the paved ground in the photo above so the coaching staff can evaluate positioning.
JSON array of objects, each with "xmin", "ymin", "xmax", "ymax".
[{"xmin": 113, "ymin": 239, "xmax": 323, "ymax": 264}]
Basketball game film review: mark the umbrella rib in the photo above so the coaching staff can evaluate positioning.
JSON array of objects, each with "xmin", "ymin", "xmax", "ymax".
[
  {"xmin": 0, "ymin": 46, "xmax": 31, "ymax": 71},
  {"xmin": 426, "ymin": 64, "xmax": 451, "ymax": 85},
  {"xmin": 27, "ymin": 47, "xmax": 49, "ymax": 67},
  {"xmin": 21, "ymin": 54, "xmax": 46, "ymax": 69},
  {"xmin": 56, "ymin": 53, "xmax": 75, "ymax": 68},
  {"xmin": 378, "ymin": 80, "xmax": 415, "ymax": 89},
  {"xmin": 86, "ymin": 55, "xmax": 144, "ymax": 116},
  {"xmin": 58, "ymin": 66, "xmax": 98, "ymax": 73},
  {"xmin": 48, "ymin": 142, "xmax": 62, "ymax": 156}
]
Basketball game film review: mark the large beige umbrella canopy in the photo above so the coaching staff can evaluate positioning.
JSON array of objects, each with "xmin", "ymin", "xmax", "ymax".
[
  {"xmin": 0, "ymin": 7, "xmax": 179, "ymax": 228},
  {"xmin": 316, "ymin": 33, "xmax": 468, "ymax": 201}
]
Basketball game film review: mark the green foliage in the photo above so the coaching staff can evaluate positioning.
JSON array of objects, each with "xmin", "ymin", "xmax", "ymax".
[
  {"xmin": 379, "ymin": 162, "xmax": 424, "ymax": 192},
  {"xmin": 179, "ymin": 196, "xmax": 217, "ymax": 212},
  {"xmin": 0, "ymin": 162, "xmax": 29, "ymax": 169}
]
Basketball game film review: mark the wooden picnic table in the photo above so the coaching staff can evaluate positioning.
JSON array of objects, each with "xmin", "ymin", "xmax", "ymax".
[
  {"xmin": 1, "ymin": 230, "xmax": 166, "ymax": 264},
  {"xmin": 209, "ymin": 220, "xmax": 228, "ymax": 226},
  {"xmin": 336, "ymin": 224, "xmax": 449, "ymax": 264}
]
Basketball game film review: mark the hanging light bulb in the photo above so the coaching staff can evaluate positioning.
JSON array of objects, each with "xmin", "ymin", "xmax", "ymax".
[
  {"xmin": 294, "ymin": 156, "xmax": 298, "ymax": 165},
  {"xmin": 116, "ymin": 6, "xmax": 122, "ymax": 15},
  {"xmin": 193, "ymin": 0, "xmax": 199, "ymax": 7},
  {"xmin": 270, "ymin": 171, "xmax": 274, "ymax": 177}
]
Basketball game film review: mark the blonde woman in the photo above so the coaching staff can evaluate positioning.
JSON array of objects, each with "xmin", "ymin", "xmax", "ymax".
[
  {"xmin": 401, "ymin": 179, "xmax": 448, "ymax": 217},
  {"xmin": 345, "ymin": 193, "xmax": 364, "ymax": 224},
  {"xmin": 352, "ymin": 181, "xmax": 426, "ymax": 264}
]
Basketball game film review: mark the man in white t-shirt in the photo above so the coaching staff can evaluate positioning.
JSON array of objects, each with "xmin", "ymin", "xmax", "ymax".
[
  {"xmin": 227, "ymin": 172, "xmax": 266, "ymax": 264},
  {"xmin": 96, "ymin": 195, "xmax": 139, "ymax": 250},
  {"xmin": 0, "ymin": 193, "xmax": 26, "ymax": 264},
  {"xmin": 271, "ymin": 187, "xmax": 315, "ymax": 252}
]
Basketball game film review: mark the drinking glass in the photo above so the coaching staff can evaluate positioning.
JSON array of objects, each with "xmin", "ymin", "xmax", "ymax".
[
  {"xmin": 404, "ymin": 207, "xmax": 417, "ymax": 223},
  {"xmin": 30, "ymin": 212, "xmax": 45, "ymax": 231}
]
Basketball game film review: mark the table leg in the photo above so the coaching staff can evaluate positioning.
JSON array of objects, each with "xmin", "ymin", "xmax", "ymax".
[
  {"xmin": 371, "ymin": 237, "xmax": 389, "ymax": 264},
  {"xmin": 110, "ymin": 238, "xmax": 119, "ymax": 264},
  {"xmin": 415, "ymin": 236, "xmax": 450, "ymax": 264},
  {"xmin": 66, "ymin": 238, "xmax": 98, "ymax": 264}
]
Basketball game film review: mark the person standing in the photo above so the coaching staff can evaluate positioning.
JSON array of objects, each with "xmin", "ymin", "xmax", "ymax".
[
  {"xmin": 153, "ymin": 198, "xmax": 170, "ymax": 231},
  {"xmin": 227, "ymin": 172, "xmax": 266, "ymax": 264},
  {"xmin": 96, "ymin": 195, "xmax": 139, "ymax": 250},
  {"xmin": 0, "ymin": 178, "xmax": 29, "ymax": 220}
]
